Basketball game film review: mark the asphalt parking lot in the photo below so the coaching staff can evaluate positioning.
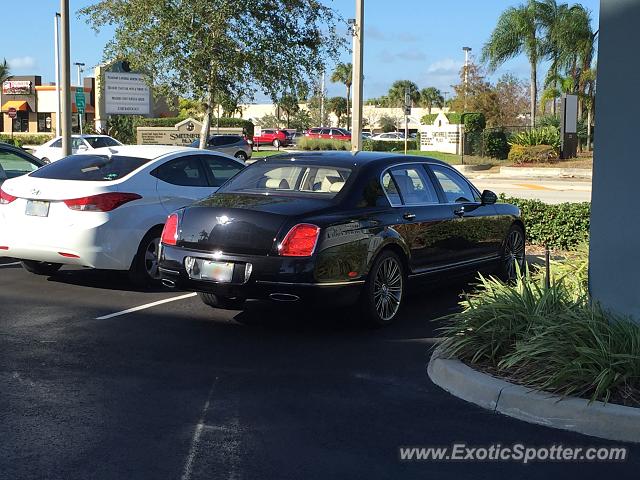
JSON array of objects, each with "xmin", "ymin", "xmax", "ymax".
[{"xmin": 1, "ymin": 257, "xmax": 637, "ymax": 479}]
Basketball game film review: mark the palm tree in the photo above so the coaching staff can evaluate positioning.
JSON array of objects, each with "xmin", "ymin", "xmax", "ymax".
[
  {"xmin": 330, "ymin": 63, "xmax": 352, "ymax": 128},
  {"xmin": 387, "ymin": 80, "xmax": 420, "ymax": 108},
  {"xmin": 327, "ymin": 96, "xmax": 348, "ymax": 127},
  {"xmin": 538, "ymin": 0, "xmax": 569, "ymax": 116},
  {"xmin": 419, "ymin": 87, "xmax": 444, "ymax": 114},
  {"xmin": 0, "ymin": 58, "xmax": 10, "ymax": 83},
  {"xmin": 482, "ymin": 0, "xmax": 545, "ymax": 127}
]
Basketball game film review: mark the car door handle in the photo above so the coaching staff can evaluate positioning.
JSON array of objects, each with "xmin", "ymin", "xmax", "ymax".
[
  {"xmin": 453, "ymin": 206, "xmax": 465, "ymax": 217},
  {"xmin": 403, "ymin": 212, "xmax": 416, "ymax": 220}
]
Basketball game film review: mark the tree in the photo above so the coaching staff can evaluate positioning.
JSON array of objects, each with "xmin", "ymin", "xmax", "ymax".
[
  {"xmin": 482, "ymin": 0, "xmax": 545, "ymax": 126},
  {"xmin": 289, "ymin": 109, "xmax": 312, "ymax": 131},
  {"xmin": 330, "ymin": 63, "xmax": 352, "ymax": 127},
  {"xmin": 387, "ymin": 80, "xmax": 420, "ymax": 107},
  {"xmin": 257, "ymin": 114, "xmax": 281, "ymax": 128},
  {"xmin": 0, "ymin": 58, "xmax": 9, "ymax": 83},
  {"xmin": 80, "ymin": 0, "xmax": 342, "ymax": 148},
  {"xmin": 327, "ymin": 96, "xmax": 348, "ymax": 127},
  {"xmin": 419, "ymin": 87, "xmax": 444, "ymax": 114},
  {"xmin": 276, "ymin": 94, "xmax": 300, "ymax": 129},
  {"xmin": 379, "ymin": 115, "xmax": 399, "ymax": 133},
  {"xmin": 493, "ymin": 74, "xmax": 529, "ymax": 126}
]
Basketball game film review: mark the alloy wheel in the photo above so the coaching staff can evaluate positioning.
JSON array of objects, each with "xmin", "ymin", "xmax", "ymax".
[
  {"xmin": 373, "ymin": 257, "xmax": 403, "ymax": 321},
  {"xmin": 144, "ymin": 237, "xmax": 161, "ymax": 279},
  {"xmin": 504, "ymin": 229, "xmax": 525, "ymax": 279}
]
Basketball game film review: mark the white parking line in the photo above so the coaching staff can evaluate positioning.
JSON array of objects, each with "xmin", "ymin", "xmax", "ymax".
[
  {"xmin": 181, "ymin": 379, "xmax": 218, "ymax": 480},
  {"xmin": 0, "ymin": 262, "xmax": 21, "ymax": 267},
  {"xmin": 95, "ymin": 292, "xmax": 197, "ymax": 320}
]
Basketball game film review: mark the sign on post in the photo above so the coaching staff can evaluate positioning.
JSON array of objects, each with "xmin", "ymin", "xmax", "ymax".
[
  {"xmin": 75, "ymin": 90, "xmax": 86, "ymax": 114},
  {"xmin": 7, "ymin": 107, "xmax": 17, "ymax": 119}
]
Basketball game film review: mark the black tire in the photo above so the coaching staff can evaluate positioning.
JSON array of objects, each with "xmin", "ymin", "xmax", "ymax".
[
  {"xmin": 20, "ymin": 260, "xmax": 62, "ymax": 276},
  {"xmin": 128, "ymin": 227, "xmax": 163, "ymax": 287},
  {"xmin": 272, "ymin": 139, "xmax": 281, "ymax": 148},
  {"xmin": 499, "ymin": 224, "xmax": 526, "ymax": 281},
  {"xmin": 198, "ymin": 292, "xmax": 246, "ymax": 310},
  {"xmin": 361, "ymin": 250, "xmax": 405, "ymax": 327},
  {"xmin": 234, "ymin": 151, "xmax": 248, "ymax": 161}
]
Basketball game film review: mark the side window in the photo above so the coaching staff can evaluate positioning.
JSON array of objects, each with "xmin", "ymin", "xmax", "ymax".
[
  {"xmin": 152, "ymin": 156, "xmax": 208, "ymax": 187},
  {"xmin": 389, "ymin": 166, "xmax": 439, "ymax": 205},
  {"xmin": 0, "ymin": 150, "xmax": 40, "ymax": 179},
  {"xmin": 321, "ymin": 128, "xmax": 332, "ymax": 135},
  {"xmin": 430, "ymin": 164, "xmax": 479, "ymax": 203},
  {"xmin": 381, "ymin": 171, "xmax": 401, "ymax": 206},
  {"xmin": 71, "ymin": 138, "xmax": 86, "ymax": 149},
  {"xmin": 51, "ymin": 139, "xmax": 62, "ymax": 148},
  {"xmin": 202, "ymin": 156, "xmax": 243, "ymax": 187}
]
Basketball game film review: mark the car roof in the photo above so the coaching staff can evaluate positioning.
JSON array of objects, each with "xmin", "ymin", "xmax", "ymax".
[
  {"xmin": 88, "ymin": 145, "xmax": 202, "ymax": 160},
  {"xmin": 254, "ymin": 151, "xmax": 449, "ymax": 169}
]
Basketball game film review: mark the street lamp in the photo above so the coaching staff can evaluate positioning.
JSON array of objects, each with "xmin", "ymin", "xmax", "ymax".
[
  {"xmin": 73, "ymin": 62, "xmax": 85, "ymax": 87},
  {"xmin": 462, "ymin": 47, "xmax": 472, "ymax": 111}
]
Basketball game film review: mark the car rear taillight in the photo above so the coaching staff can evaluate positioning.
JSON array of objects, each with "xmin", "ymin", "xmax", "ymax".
[
  {"xmin": 279, "ymin": 224, "xmax": 320, "ymax": 257},
  {"xmin": 64, "ymin": 192, "xmax": 142, "ymax": 212},
  {"xmin": 0, "ymin": 187, "xmax": 17, "ymax": 205},
  {"xmin": 161, "ymin": 213, "xmax": 179, "ymax": 246}
]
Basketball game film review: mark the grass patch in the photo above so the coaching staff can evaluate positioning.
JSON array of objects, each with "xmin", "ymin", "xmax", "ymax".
[
  {"xmin": 437, "ymin": 251, "xmax": 640, "ymax": 406},
  {"xmin": 250, "ymin": 150, "xmax": 285, "ymax": 158}
]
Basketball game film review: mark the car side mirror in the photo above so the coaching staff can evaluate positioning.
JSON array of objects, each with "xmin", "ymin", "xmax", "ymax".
[{"xmin": 481, "ymin": 190, "xmax": 497, "ymax": 205}]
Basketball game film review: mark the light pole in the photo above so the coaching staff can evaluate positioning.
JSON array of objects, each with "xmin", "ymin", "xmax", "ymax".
[
  {"xmin": 320, "ymin": 69, "xmax": 325, "ymax": 126},
  {"xmin": 462, "ymin": 47, "xmax": 472, "ymax": 111},
  {"xmin": 54, "ymin": 13, "xmax": 61, "ymax": 137},
  {"xmin": 60, "ymin": 0, "xmax": 71, "ymax": 156},
  {"xmin": 351, "ymin": 0, "xmax": 364, "ymax": 152},
  {"xmin": 74, "ymin": 62, "xmax": 85, "ymax": 87}
]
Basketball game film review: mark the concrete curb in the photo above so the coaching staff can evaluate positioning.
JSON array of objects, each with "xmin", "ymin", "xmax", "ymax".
[
  {"xmin": 499, "ymin": 166, "xmax": 592, "ymax": 179},
  {"xmin": 428, "ymin": 351, "xmax": 640, "ymax": 443},
  {"xmin": 453, "ymin": 164, "xmax": 493, "ymax": 174}
]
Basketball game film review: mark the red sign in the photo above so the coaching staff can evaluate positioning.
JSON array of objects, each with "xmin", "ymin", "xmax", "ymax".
[{"xmin": 7, "ymin": 107, "xmax": 17, "ymax": 119}]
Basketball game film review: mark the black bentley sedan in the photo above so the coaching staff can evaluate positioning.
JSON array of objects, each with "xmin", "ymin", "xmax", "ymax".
[{"xmin": 158, "ymin": 151, "xmax": 524, "ymax": 325}]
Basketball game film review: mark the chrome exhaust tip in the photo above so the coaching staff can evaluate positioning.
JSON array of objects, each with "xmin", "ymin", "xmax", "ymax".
[
  {"xmin": 162, "ymin": 279, "xmax": 176, "ymax": 288},
  {"xmin": 269, "ymin": 293, "xmax": 300, "ymax": 302}
]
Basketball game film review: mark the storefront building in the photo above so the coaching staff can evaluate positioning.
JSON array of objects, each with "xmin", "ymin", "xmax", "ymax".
[{"xmin": 1, "ymin": 76, "xmax": 95, "ymax": 136}]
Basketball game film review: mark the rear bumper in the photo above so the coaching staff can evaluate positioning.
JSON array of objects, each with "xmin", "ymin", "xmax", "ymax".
[{"xmin": 159, "ymin": 244, "xmax": 363, "ymax": 305}]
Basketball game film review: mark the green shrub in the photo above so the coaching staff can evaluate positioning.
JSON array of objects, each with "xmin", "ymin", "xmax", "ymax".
[
  {"xmin": 445, "ymin": 112, "xmax": 462, "ymax": 124},
  {"xmin": 297, "ymin": 138, "xmax": 350, "ymax": 151},
  {"xmin": 507, "ymin": 144, "xmax": 558, "ymax": 163},
  {"xmin": 0, "ymin": 134, "xmax": 53, "ymax": 147},
  {"xmin": 362, "ymin": 139, "xmax": 417, "ymax": 152},
  {"xmin": 420, "ymin": 113, "xmax": 438, "ymax": 125},
  {"xmin": 509, "ymin": 126, "xmax": 561, "ymax": 150},
  {"xmin": 463, "ymin": 112, "xmax": 486, "ymax": 133},
  {"xmin": 437, "ymin": 258, "xmax": 640, "ymax": 405},
  {"xmin": 107, "ymin": 115, "xmax": 138, "ymax": 144},
  {"xmin": 536, "ymin": 115, "xmax": 560, "ymax": 128},
  {"xmin": 500, "ymin": 195, "xmax": 590, "ymax": 249},
  {"xmin": 482, "ymin": 130, "xmax": 510, "ymax": 159}
]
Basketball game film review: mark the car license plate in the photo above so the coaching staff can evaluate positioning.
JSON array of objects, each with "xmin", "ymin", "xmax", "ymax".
[
  {"xmin": 25, "ymin": 200, "xmax": 50, "ymax": 217},
  {"xmin": 186, "ymin": 258, "xmax": 234, "ymax": 283}
]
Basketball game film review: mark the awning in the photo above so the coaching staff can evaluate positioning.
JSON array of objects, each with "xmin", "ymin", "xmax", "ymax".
[{"xmin": 1, "ymin": 100, "xmax": 32, "ymax": 112}]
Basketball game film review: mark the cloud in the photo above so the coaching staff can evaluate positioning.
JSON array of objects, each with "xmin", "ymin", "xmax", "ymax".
[
  {"xmin": 427, "ymin": 58, "xmax": 462, "ymax": 76},
  {"xmin": 378, "ymin": 50, "xmax": 427, "ymax": 63},
  {"xmin": 366, "ymin": 26, "xmax": 419, "ymax": 43},
  {"xmin": 420, "ymin": 58, "xmax": 464, "ymax": 91},
  {"xmin": 8, "ymin": 56, "xmax": 37, "ymax": 70}
]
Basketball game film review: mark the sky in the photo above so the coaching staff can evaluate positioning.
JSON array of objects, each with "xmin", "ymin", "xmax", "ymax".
[{"xmin": 1, "ymin": 0, "xmax": 600, "ymax": 101}]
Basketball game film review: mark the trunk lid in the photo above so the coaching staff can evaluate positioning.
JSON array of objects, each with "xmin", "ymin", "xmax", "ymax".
[{"xmin": 177, "ymin": 193, "xmax": 333, "ymax": 255}]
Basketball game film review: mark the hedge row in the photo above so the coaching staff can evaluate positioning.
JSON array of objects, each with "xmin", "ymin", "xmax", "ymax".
[
  {"xmin": 362, "ymin": 139, "xmax": 417, "ymax": 152},
  {"xmin": 501, "ymin": 195, "xmax": 590, "ymax": 250},
  {"xmin": 0, "ymin": 134, "xmax": 53, "ymax": 147},
  {"xmin": 297, "ymin": 138, "xmax": 350, "ymax": 151}
]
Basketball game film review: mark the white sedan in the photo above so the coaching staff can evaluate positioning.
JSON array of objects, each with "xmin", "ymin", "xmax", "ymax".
[
  {"xmin": 33, "ymin": 135, "xmax": 122, "ymax": 163},
  {"xmin": 370, "ymin": 132, "xmax": 405, "ymax": 141},
  {"xmin": 0, "ymin": 145, "xmax": 245, "ymax": 285}
]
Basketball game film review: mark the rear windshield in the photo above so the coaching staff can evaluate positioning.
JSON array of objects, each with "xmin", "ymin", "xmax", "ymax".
[
  {"xmin": 219, "ymin": 162, "xmax": 351, "ymax": 197},
  {"xmin": 84, "ymin": 137, "xmax": 121, "ymax": 148},
  {"xmin": 30, "ymin": 154, "xmax": 151, "ymax": 181}
]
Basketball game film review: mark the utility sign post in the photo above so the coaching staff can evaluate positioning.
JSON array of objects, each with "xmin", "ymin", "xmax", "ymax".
[
  {"xmin": 7, "ymin": 107, "xmax": 17, "ymax": 142},
  {"xmin": 75, "ymin": 89, "xmax": 85, "ymax": 135},
  {"xmin": 404, "ymin": 88, "xmax": 411, "ymax": 154}
]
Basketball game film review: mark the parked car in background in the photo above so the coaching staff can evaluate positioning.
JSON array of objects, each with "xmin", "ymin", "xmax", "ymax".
[
  {"xmin": 0, "ymin": 145, "xmax": 245, "ymax": 286},
  {"xmin": 361, "ymin": 132, "xmax": 373, "ymax": 140},
  {"xmin": 288, "ymin": 132, "xmax": 305, "ymax": 146},
  {"xmin": 370, "ymin": 132, "xmax": 405, "ymax": 141},
  {"xmin": 0, "ymin": 143, "xmax": 45, "ymax": 187},
  {"xmin": 158, "ymin": 151, "xmax": 524, "ymax": 326},
  {"xmin": 305, "ymin": 127, "xmax": 351, "ymax": 141},
  {"xmin": 32, "ymin": 135, "xmax": 122, "ymax": 163},
  {"xmin": 252, "ymin": 129, "xmax": 290, "ymax": 148},
  {"xmin": 189, "ymin": 135, "xmax": 252, "ymax": 161}
]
